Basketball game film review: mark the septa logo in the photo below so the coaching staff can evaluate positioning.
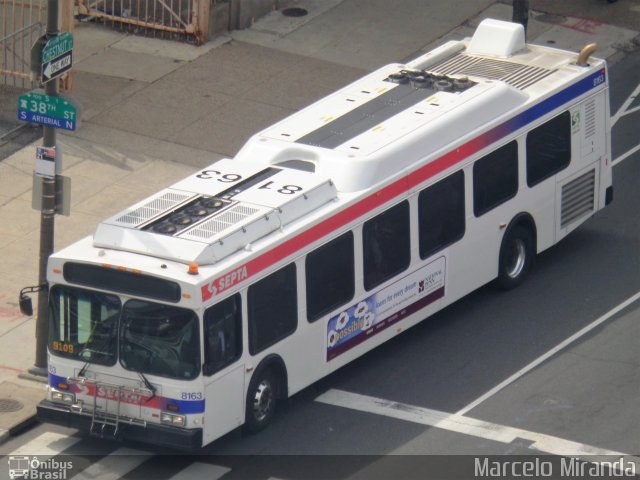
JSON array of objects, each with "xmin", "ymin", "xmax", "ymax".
[{"xmin": 201, "ymin": 265, "xmax": 249, "ymax": 301}]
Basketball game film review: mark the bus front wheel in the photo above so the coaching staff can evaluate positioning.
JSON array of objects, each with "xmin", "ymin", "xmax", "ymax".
[
  {"xmin": 245, "ymin": 368, "xmax": 277, "ymax": 433},
  {"xmin": 498, "ymin": 224, "xmax": 534, "ymax": 290}
]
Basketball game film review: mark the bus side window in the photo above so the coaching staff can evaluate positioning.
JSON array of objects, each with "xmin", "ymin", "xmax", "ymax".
[
  {"xmin": 363, "ymin": 201, "xmax": 410, "ymax": 291},
  {"xmin": 526, "ymin": 111, "xmax": 571, "ymax": 187},
  {"xmin": 306, "ymin": 231, "xmax": 355, "ymax": 322},
  {"xmin": 473, "ymin": 141, "xmax": 518, "ymax": 217},
  {"xmin": 248, "ymin": 263, "xmax": 297, "ymax": 355},
  {"xmin": 203, "ymin": 293, "xmax": 242, "ymax": 376},
  {"xmin": 418, "ymin": 170, "xmax": 465, "ymax": 258}
]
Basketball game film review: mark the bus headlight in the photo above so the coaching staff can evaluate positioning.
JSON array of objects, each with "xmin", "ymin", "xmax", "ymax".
[
  {"xmin": 50, "ymin": 388, "xmax": 75, "ymax": 405},
  {"xmin": 160, "ymin": 412, "xmax": 186, "ymax": 427}
]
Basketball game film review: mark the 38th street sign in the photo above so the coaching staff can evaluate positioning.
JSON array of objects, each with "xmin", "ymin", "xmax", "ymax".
[
  {"xmin": 18, "ymin": 89, "xmax": 79, "ymax": 131},
  {"xmin": 40, "ymin": 32, "xmax": 73, "ymax": 83}
]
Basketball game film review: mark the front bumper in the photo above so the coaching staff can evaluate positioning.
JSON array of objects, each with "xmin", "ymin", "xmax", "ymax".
[{"xmin": 37, "ymin": 400, "xmax": 203, "ymax": 451}]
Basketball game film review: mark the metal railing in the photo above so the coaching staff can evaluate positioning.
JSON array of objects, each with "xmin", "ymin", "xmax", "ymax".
[
  {"xmin": 77, "ymin": 0, "xmax": 210, "ymax": 44},
  {"xmin": 0, "ymin": 0, "xmax": 46, "ymax": 88}
]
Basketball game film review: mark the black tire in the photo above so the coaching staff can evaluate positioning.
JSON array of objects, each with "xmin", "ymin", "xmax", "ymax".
[
  {"xmin": 497, "ymin": 224, "xmax": 534, "ymax": 290},
  {"xmin": 244, "ymin": 368, "xmax": 277, "ymax": 433}
]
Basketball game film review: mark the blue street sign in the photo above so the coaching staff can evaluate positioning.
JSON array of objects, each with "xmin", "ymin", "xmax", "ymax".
[{"xmin": 18, "ymin": 110, "xmax": 76, "ymax": 131}]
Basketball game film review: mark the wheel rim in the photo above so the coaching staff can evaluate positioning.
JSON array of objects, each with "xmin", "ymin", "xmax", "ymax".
[
  {"xmin": 252, "ymin": 379, "xmax": 273, "ymax": 423},
  {"xmin": 505, "ymin": 238, "xmax": 526, "ymax": 279}
]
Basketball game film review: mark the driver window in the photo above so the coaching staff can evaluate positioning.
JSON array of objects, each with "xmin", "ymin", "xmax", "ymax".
[{"xmin": 204, "ymin": 293, "xmax": 242, "ymax": 376}]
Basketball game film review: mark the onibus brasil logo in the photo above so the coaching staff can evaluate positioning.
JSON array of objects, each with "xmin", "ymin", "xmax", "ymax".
[{"xmin": 7, "ymin": 456, "xmax": 72, "ymax": 479}]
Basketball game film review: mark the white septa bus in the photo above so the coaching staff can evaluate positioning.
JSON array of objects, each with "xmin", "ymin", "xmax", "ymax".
[{"xmin": 33, "ymin": 19, "xmax": 612, "ymax": 450}]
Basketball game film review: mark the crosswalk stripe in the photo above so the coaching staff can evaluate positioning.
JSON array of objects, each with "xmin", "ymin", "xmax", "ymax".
[
  {"xmin": 73, "ymin": 447, "xmax": 151, "ymax": 480},
  {"xmin": 316, "ymin": 388, "xmax": 632, "ymax": 457},
  {"xmin": 168, "ymin": 462, "xmax": 231, "ymax": 480},
  {"xmin": 9, "ymin": 431, "xmax": 81, "ymax": 457}
]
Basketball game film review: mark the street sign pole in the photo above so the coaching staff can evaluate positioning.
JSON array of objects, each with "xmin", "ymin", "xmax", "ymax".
[{"xmin": 30, "ymin": 0, "xmax": 59, "ymax": 377}]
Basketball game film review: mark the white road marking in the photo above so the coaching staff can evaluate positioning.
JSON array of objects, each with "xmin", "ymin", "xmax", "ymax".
[
  {"xmin": 8, "ymin": 431, "xmax": 81, "ymax": 456},
  {"xmin": 455, "ymin": 291, "xmax": 640, "ymax": 416},
  {"xmin": 316, "ymin": 389, "xmax": 634, "ymax": 459},
  {"xmin": 611, "ymin": 81, "xmax": 640, "ymax": 165},
  {"xmin": 614, "ymin": 143, "xmax": 640, "ymax": 165},
  {"xmin": 611, "ymin": 82, "xmax": 640, "ymax": 127},
  {"xmin": 74, "ymin": 447, "xmax": 151, "ymax": 480},
  {"xmin": 168, "ymin": 462, "xmax": 231, "ymax": 480}
]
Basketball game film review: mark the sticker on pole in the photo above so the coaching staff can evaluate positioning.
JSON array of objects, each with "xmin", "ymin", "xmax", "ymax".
[{"xmin": 35, "ymin": 146, "xmax": 56, "ymax": 178}]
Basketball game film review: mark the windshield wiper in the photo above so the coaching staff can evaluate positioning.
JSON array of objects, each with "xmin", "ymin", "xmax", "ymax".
[
  {"xmin": 137, "ymin": 371, "xmax": 156, "ymax": 401},
  {"xmin": 78, "ymin": 361, "xmax": 90, "ymax": 377}
]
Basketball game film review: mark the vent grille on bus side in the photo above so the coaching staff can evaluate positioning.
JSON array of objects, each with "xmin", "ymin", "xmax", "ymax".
[
  {"xmin": 429, "ymin": 53, "xmax": 556, "ymax": 90},
  {"xmin": 115, "ymin": 191, "xmax": 195, "ymax": 226},
  {"xmin": 584, "ymin": 98, "xmax": 597, "ymax": 140},
  {"xmin": 561, "ymin": 169, "xmax": 595, "ymax": 228}
]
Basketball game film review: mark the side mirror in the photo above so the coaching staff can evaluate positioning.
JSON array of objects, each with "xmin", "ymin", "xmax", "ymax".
[
  {"xmin": 18, "ymin": 284, "xmax": 46, "ymax": 317},
  {"xmin": 19, "ymin": 295, "xmax": 33, "ymax": 317}
]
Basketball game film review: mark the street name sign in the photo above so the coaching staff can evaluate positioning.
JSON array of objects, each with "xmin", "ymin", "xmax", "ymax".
[
  {"xmin": 17, "ymin": 89, "xmax": 80, "ymax": 131},
  {"xmin": 41, "ymin": 32, "xmax": 73, "ymax": 83}
]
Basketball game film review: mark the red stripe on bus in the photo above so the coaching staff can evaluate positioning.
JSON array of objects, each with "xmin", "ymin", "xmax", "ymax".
[
  {"xmin": 201, "ymin": 68, "xmax": 603, "ymax": 300},
  {"xmin": 201, "ymin": 139, "xmax": 469, "ymax": 301}
]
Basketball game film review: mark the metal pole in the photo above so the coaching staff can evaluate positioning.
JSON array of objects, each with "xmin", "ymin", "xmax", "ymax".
[
  {"xmin": 512, "ymin": 0, "xmax": 530, "ymax": 39},
  {"xmin": 30, "ymin": 0, "xmax": 59, "ymax": 377}
]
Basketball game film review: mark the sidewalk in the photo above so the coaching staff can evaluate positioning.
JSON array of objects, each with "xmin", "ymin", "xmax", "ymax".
[{"xmin": 0, "ymin": 0, "xmax": 638, "ymax": 443}]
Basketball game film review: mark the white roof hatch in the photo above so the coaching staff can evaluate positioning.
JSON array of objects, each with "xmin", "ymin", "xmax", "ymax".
[{"xmin": 94, "ymin": 159, "xmax": 337, "ymax": 265}]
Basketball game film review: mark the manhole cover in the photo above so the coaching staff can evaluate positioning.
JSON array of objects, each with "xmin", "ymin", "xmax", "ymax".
[
  {"xmin": 0, "ymin": 398, "xmax": 23, "ymax": 412},
  {"xmin": 282, "ymin": 7, "xmax": 308, "ymax": 17}
]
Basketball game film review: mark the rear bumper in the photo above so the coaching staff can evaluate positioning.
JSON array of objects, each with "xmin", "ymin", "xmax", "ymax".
[{"xmin": 37, "ymin": 400, "xmax": 203, "ymax": 451}]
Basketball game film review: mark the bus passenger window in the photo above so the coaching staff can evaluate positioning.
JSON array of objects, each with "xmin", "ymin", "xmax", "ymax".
[
  {"xmin": 306, "ymin": 232, "xmax": 355, "ymax": 322},
  {"xmin": 418, "ymin": 170, "xmax": 465, "ymax": 258},
  {"xmin": 248, "ymin": 263, "xmax": 297, "ymax": 355},
  {"xmin": 203, "ymin": 293, "xmax": 242, "ymax": 376},
  {"xmin": 363, "ymin": 201, "xmax": 410, "ymax": 291},
  {"xmin": 526, "ymin": 111, "xmax": 571, "ymax": 187},
  {"xmin": 473, "ymin": 141, "xmax": 518, "ymax": 217}
]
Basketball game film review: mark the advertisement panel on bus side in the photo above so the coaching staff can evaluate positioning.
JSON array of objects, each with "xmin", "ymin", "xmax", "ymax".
[{"xmin": 327, "ymin": 257, "xmax": 446, "ymax": 360}]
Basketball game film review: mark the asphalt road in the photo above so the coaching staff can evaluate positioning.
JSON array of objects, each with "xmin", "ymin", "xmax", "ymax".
[{"xmin": 1, "ymin": 45, "xmax": 638, "ymax": 480}]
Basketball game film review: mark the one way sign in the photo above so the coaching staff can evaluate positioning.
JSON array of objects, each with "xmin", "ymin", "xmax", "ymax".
[
  {"xmin": 42, "ymin": 50, "xmax": 73, "ymax": 82},
  {"xmin": 40, "ymin": 32, "xmax": 74, "ymax": 83}
]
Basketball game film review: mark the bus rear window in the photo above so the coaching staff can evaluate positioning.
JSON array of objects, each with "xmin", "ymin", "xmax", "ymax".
[{"xmin": 64, "ymin": 262, "xmax": 181, "ymax": 303}]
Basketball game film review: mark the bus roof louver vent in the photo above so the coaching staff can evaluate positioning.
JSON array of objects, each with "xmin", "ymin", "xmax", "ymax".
[
  {"xmin": 114, "ymin": 191, "xmax": 196, "ymax": 227},
  {"xmin": 180, "ymin": 204, "xmax": 269, "ymax": 241},
  {"xmin": 429, "ymin": 53, "xmax": 555, "ymax": 90}
]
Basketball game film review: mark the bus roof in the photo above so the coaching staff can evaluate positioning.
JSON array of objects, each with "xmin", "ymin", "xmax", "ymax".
[
  {"xmin": 232, "ymin": 19, "xmax": 603, "ymax": 192},
  {"xmin": 87, "ymin": 19, "xmax": 604, "ymax": 268}
]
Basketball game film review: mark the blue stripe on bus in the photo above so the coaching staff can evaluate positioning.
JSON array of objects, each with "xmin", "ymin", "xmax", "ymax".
[{"xmin": 48, "ymin": 373, "xmax": 206, "ymax": 414}]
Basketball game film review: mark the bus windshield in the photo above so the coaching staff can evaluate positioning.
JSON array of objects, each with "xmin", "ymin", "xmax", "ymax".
[
  {"xmin": 49, "ymin": 286, "xmax": 201, "ymax": 380},
  {"xmin": 49, "ymin": 285, "xmax": 120, "ymax": 366},
  {"xmin": 120, "ymin": 300, "xmax": 201, "ymax": 380}
]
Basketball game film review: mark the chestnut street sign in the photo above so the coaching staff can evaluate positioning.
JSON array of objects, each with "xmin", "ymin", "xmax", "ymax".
[{"xmin": 40, "ymin": 32, "xmax": 73, "ymax": 83}]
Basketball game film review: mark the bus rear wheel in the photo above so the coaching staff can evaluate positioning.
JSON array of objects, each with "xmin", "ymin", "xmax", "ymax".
[
  {"xmin": 498, "ymin": 224, "xmax": 534, "ymax": 290},
  {"xmin": 245, "ymin": 368, "xmax": 277, "ymax": 433}
]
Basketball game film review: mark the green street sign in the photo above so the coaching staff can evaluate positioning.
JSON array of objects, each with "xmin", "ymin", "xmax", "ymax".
[
  {"xmin": 18, "ymin": 89, "xmax": 80, "ymax": 131},
  {"xmin": 40, "ymin": 32, "xmax": 74, "ymax": 83},
  {"xmin": 42, "ymin": 32, "xmax": 73, "ymax": 64}
]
